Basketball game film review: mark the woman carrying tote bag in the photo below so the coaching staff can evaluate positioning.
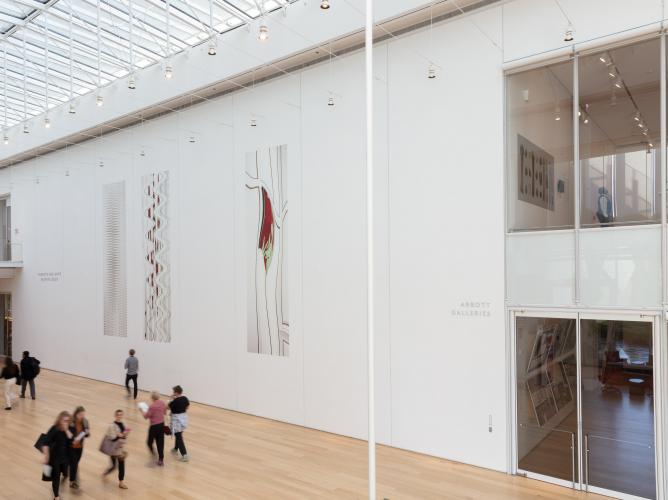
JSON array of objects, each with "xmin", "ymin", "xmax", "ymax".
[{"xmin": 100, "ymin": 409, "xmax": 130, "ymax": 489}]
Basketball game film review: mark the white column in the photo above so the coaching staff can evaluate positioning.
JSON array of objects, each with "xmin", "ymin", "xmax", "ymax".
[{"xmin": 365, "ymin": 0, "xmax": 376, "ymax": 498}]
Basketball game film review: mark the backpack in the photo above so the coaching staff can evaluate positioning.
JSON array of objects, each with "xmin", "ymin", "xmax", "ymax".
[{"xmin": 32, "ymin": 358, "xmax": 41, "ymax": 377}]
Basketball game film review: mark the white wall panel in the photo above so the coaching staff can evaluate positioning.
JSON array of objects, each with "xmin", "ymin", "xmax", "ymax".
[{"xmin": 386, "ymin": 9, "xmax": 506, "ymax": 471}]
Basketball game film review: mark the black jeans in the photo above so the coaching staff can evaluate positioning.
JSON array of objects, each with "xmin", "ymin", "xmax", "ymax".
[
  {"xmin": 147, "ymin": 423, "xmax": 164, "ymax": 461},
  {"xmin": 20, "ymin": 378, "xmax": 35, "ymax": 398},
  {"xmin": 174, "ymin": 432, "xmax": 187, "ymax": 456},
  {"xmin": 51, "ymin": 462, "xmax": 67, "ymax": 497},
  {"xmin": 69, "ymin": 447, "xmax": 83, "ymax": 482},
  {"xmin": 109, "ymin": 457, "xmax": 125, "ymax": 481},
  {"xmin": 125, "ymin": 374, "xmax": 138, "ymax": 399}
]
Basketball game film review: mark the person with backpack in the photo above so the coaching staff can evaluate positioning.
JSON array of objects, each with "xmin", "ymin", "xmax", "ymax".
[
  {"xmin": 20, "ymin": 350, "xmax": 40, "ymax": 400},
  {"xmin": 1, "ymin": 355, "xmax": 19, "ymax": 410},
  {"xmin": 596, "ymin": 186, "xmax": 613, "ymax": 226}
]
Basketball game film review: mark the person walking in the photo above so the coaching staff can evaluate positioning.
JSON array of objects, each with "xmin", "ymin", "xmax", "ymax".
[
  {"xmin": 19, "ymin": 350, "xmax": 40, "ymax": 400},
  {"xmin": 141, "ymin": 391, "xmax": 166, "ymax": 466},
  {"xmin": 124, "ymin": 349, "xmax": 139, "ymax": 399},
  {"xmin": 1, "ymin": 356, "xmax": 18, "ymax": 410},
  {"xmin": 68, "ymin": 406, "xmax": 90, "ymax": 489},
  {"xmin": 168, "ymin": 385, "xmax": 190, "ymax": 462},
  {"xmin": 103, "ymin": 409, "xmax": 130, "ymax": 489},
  {"xmin": 42, "ymin": 411, "xmax": 73, "ymax": 500}
]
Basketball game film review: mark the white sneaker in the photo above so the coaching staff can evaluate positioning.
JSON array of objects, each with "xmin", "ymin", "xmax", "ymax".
[{"xmin": 180, "ymin": 455, "xmax": 189, "ymax": 462}]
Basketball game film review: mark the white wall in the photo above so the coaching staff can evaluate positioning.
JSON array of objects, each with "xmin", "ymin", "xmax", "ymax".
[{"xmin": 3, "ymin": 0, "xmax": 667, "ymax": 481}]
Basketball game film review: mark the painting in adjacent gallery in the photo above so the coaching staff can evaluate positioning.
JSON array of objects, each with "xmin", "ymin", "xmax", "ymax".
[
  {"xmin": 245, "ymin": 145, "xmax": 289, "ymax": 356},
  {"xmin": 103, "ymin": 181, "xmax": 127, "ymax": 337},
  {"xmin": 142, "ymin": 171, "xmax": 171, "ymax": 343}
]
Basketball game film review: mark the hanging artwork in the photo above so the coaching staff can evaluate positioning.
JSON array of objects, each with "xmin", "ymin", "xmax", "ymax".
[
  {"xmin": 142, "ymin": 171, "xmax": 171, "ymax": 343},
  {"xmin": 245, "ymin": 145, "xmax": 289, "ymax": 356},
  {"xmin": 103, "ymin": 181, "xmax": 127, "ymax": 338},
  {"xmin": 518, "ymin": 134, "xmax": 555, "ymax": 210}
]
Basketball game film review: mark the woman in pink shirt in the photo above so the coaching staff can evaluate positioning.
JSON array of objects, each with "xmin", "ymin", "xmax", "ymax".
[{"xmin": 141, "ymin": 391, "xmax": 167, "ymax": 466}]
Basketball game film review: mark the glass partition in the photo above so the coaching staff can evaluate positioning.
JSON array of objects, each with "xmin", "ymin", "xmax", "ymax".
[
  {"xmin": 516, "ymin": 316, "xmax": 578, "ymax": 482},
  {"xmin": 506, "ymin": 61, "xmax": 575, "ymax": 231},
  {"xmin": 580, "ymin": 319, "xmax": 655, "ymax": 498},
  {"xmin": 579, "ymin": 39, "xmax": 661, "ymax": 228}
]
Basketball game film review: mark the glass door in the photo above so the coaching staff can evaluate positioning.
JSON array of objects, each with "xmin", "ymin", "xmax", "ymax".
[
  {"xmin": 580, "ymin": 315, "xmax": 656, "ymax": 499},
  {"xmin": 515, "ymin": 313, "xmax": 579, "ymax": 487}
]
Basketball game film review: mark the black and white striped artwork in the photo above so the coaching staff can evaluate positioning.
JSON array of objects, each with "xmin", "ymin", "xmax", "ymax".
[{"xmin": 103, "ymin": 181, "xmax": 127, "ymax": 338}]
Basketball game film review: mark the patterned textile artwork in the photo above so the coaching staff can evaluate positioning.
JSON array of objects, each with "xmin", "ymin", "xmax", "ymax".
[
  {"xmin": 245, "ymin": 145, "xmax": 289, "ymax": 356},
  {"xmin": 103, "ymin": 181, "xmax": 127, "ymax": 338},
  {"xmin": 142, "ymin": 171, "xmax": 171, "ymax": 343}
]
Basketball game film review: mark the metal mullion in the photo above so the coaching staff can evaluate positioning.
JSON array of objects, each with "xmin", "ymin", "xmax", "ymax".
[
  {"xmin": 3, "ymin": 90, "xmax": 47, "ymax": 113},
  {"xmin": 4, "ymin": 46, "xmax": 87, "ymax": 96},
  {"xmin": 3, "ymin": 77, "xmax": 62, "ymax": 104},
  {"xmin": 5, "ymin": 36, "xmax": 114, "ymax": 84},
  {"xmin": 143, "ymin": 0, "xmax": 211, "ymax": 37},
  {"xmin": 92, "ymin": 2, "xmax": 190, "ymax": 49},
  {"xmin": 47, "ymin": 12, "xmax": 139, "ymax": 73},
  {"xmin": 27, "ymin": 19, "xmax": 134, "ymax": 73},
  {"xmin": 215, "ymin": 0, "xmax": 253, "ymax": 21},
  {"xmin": 4, "ymin": 40, "xmax": 93, "ymax": 91},
  {"xmin": 4, "ymin": 64, "xmax": 72, "ymax": 99}
]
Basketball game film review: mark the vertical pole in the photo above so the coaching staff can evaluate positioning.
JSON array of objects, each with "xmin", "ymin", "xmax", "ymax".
[
  {"xmin": 22, "ymin": 32, "xmax": 27, "ymax": 123},
  {"xmin": 96, "ymin": 0, "xmax": 101, "ymax": 88},
  {"xmin": 659, "ymin": 31, "xmax": 667, "ymax": 500},
  {"xmin": 573, "ymin": 53, "xmax": 580, "ymax": 305},
  {"xmin": 129, "ymin": 0, "xmax": 134, "ymax": 75},
  {"xmin": 44, "ymin": 12, "xmax": 49, "ymax": 115},
  {"xmin": 365, "ymin": 0, "xmax": 376, "ymax": 498},
  {"xmin": 68, "ymin": 9, "xmax": 73, "ymax": 102}
]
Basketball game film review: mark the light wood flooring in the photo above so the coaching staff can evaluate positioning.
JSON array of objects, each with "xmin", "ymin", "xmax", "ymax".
[{"xmin": 0, "ymin": 370, "xmax": 608, "ymax": 499}]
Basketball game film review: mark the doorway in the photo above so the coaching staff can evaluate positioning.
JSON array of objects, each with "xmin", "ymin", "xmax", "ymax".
[
  {"xmin": 0, "ymin": 294, "xmax": 11, "ymax": 357},
  {"xmin": 513, "ymin": 311, "xmax": 658, "ymax": 499}
]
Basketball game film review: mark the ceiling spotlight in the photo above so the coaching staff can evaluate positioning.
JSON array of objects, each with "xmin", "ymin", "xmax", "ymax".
[
  {"xmin": 140, "ymin": 148, "xmax": 146, "ymax": 157},
  {"xmin": 320, "ymin": 0, "xmax": 330, "ymax": 9},
  {"xmin": 608, "ymin": 71, "xmax": 616, "ymax": 78},
  {"xmin": 258, "ymin": 25, "xmax": 269, "ymax": 41},
  {"xmin": 188, "ymin": 136, "xmax": 196, "ymax": 143},
  {"xmin": 554, "ymin": 106, "xmax": 561, "ymax": 121},
  {"xmin": 165, "ymin": 65, "xmax": 173, "ymax": 79},
  {"xmin": 44, "ymin": 117, "xmax": 51, "ymax": 129},
  {"xmin": 583, "ymin": 116, "xmax": 589, "ymax": 124},
  {"xmin": 128, "ymin": 76, "xmax": 136, "ymax": 89},
  {"xmin": 648, "ymin": 142, "xmax": 654, "ymax": 148},
  {"xmin": 23, "ymin": 124, "xmax": 29, "ymax": 134},
  {"xmin": 428, "ymin": 63, "xmax": 436, "ymax": 79},
  {"xmin": 328, "ymin": 96, "xmax": 334, "ymax": 107},
  {"xmin": 96, "ymin": 95, "xmax": 104, "ymax": 107},
  {"xmin": 35, "ymin": 178, "xmax": 40, "ymax": 184},
  {"xmin": 68, "ymin": 103, "xmax": 76, "ymax": 114},
  {"xmin": 614, "ymin": 78, "xmax": 622, "ymax": 89},
  {"xmin": 3, "ymin": 135, "xmax": 8, "ymax": 145},
  {"xmin": 250, "ymin": 118, "xmax": 257, "ymax": 127},
  {"xmin": 98, "ymin": 160, "xmax": 104, "ymax": 168},
  {"xmin": 634, "ymin": 111, "xmax": 641, "ymax": 122},
  {"xmin": 65, "ymin": 170, "xmax": 70, "ymax": 177},
  {"xmin": 208, "ymin": 42, "xmax": 217, "ymax": 56},
  {"xmin": 599, "ymin": 56, "xmax": 607, "ymax": 64},
  {"xmin": 564, "ymin": 26, "xmax": 574, "ymax": 42}
]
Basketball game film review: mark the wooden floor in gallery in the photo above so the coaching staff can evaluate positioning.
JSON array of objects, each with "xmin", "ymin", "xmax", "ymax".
[{"xmin": 0, "ymin": 370, "xmax": 607, "ymax": 500}]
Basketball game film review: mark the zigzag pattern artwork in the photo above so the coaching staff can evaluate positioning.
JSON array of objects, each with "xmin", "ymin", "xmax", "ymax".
[
  {"xmin": 103, "ymin": 181, "xmax": 127, "ymax": 338},
  {"xmin": 142, "ymin": 171, "xmax": 171, "ymax": 343}
]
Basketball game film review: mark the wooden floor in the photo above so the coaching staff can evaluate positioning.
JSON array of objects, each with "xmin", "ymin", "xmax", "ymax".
[{"xmin": 0, "ymin": 370, "xmax": 607, "ymax": 500}]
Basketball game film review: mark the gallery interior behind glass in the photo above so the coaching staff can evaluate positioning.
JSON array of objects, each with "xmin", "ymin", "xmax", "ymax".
[{"xmin": 2, "ymin": 0, "xmax": 668, "ymax": 499}]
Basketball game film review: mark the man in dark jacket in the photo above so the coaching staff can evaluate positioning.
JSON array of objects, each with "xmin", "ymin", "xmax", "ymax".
[{"xmin": 19, "ymin": 350, "xmax": 39, "ymax": 399}]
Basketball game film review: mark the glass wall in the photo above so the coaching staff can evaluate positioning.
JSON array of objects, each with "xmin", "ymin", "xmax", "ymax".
[
  {"xmin": 506, "ymin": 37, "xmax": 663, "ymax": 231},
  {"xmin": 580, "ymin": 319, "xmax": 655, "ymax": 499},
  {"xmin": 516, "ymin": 316, "xmax": 578, "ymax": 482},
  {"xmin": 507, "ymin": 62, "xmax": 575, "ymax": 231},
  {"xmin": 579, "ymin": 39, "xmax": 661, "ymax": 228}
]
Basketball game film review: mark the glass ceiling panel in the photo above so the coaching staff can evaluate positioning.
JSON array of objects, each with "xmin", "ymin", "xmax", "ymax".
[{"xmin": 0, "ymin": 0, "xmax": 294, "ymax": 128}]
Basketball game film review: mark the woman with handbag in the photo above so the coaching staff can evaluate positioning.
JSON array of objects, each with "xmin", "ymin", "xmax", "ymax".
[
  {"xmin": 68, "ymin": 406, "xmax": 90, "ymax": 489},
  {"xmin": 102, "ymin": 409, "xmax": 130, "ymax": 489},
  {"xmin": 140, "ymin": 391, "xmax": 167, "ymax": 466},
  {"xmin": 42, "ymin": 411, "xmax": 73, "ymax": 500}
]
